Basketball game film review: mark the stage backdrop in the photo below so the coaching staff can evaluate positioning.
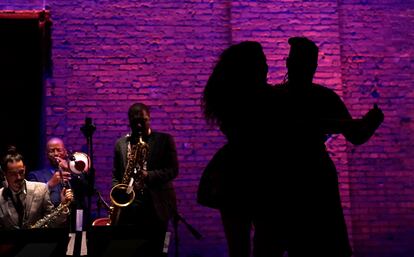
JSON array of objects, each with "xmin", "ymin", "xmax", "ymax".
[{"xmin": 1, "ymin": 1, "xmax": 413, "ymax": 257}]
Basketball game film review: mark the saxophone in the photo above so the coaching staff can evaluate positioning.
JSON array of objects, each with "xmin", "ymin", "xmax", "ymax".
[
  {"xmin": 31, "ymin": 156, "xmax": 77, "ymax": 229},
  {"xmin": 93, "ymin": 133, "xmax": 149, "ymax": 226},
  {"xmin": 31, "ymin": 195, "xmax": 73, "ymax": 228}
]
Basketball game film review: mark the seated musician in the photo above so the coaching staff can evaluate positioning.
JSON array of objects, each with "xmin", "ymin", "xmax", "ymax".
[{"xmin": 0, "ymin": 146, "xmax": 73, "ymax": 230}]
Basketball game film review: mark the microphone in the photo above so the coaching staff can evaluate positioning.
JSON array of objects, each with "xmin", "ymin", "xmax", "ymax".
[{"xmin": 81, "ymin": 117, "xmax": 96, "ymax": 138}]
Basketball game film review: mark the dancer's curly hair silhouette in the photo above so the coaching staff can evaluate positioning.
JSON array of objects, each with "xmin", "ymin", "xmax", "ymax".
[{"xmin": 200, "ymin": 41, "xmax": 278, "ymax": 257}]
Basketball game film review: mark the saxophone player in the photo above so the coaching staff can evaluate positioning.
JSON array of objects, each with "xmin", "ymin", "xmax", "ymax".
[
  {"xmin": 112, "ymin": 102, "xmax": 179, "ymax": 257},
  {"xmin": 0, "ymin": 146, "xmax": 73, "ymax": 230}
]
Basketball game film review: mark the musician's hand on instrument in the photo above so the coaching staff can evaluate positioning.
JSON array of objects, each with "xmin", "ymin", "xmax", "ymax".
[
  {"xmin": 55, "ymin": 157, "xmax": 70, "ymax": 171},
  {"xmin": 59, "ymin": 170, "xmax": 72, "ymax": 183},
  {"xmin": 61, "ymin": 188, "xmax": 74, "ymax": 204},
  {"xmin": 47, "ymin": 171, "xmax": 62, "ymax": 188},
  {"xmin": 47, "ymin": 171, "xmax": 71, "ymax": 188}
]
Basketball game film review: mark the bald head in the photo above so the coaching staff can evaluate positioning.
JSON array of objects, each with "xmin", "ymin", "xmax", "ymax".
[{"xmin": 46, "ymin": 137, "xmax": 67, "ymax": 167}]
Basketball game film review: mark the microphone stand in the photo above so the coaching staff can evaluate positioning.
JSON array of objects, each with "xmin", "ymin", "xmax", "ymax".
[
  {"xmin": 80, "ymin": 117, "xmax": 96, "ymax": 228},
  {"xmin": 96, "ymin": 190, "xmax": 111, "ymax": 216},
  {"xmin": 172, "ymin": 210, "xmax": 202, "ymax": 257}
]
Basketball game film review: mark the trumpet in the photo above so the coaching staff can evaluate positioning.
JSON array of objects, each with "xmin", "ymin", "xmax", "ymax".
[
  {"xmin": 68, "ymin": 152, "xmax": 91, "ymax": 175},
  {"xmin": 33, "ymin": 152, "xmax": 90, "ymax": 228},
  {"xmin": 32, "ymin": 156, "xmax": 77, "ymax": 229},
  {"xmin": 53, "ymin": 151, "xmax": 90, "ymax": 186}
]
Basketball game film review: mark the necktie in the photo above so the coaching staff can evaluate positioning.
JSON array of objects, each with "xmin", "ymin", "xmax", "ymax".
[{"xmin": 14, "ymin": 192, "xmax": 24, "ymax": 227}]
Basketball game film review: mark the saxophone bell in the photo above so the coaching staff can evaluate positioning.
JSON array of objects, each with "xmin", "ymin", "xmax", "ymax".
[{"xmin": 110, "ymin": 183, "xmax": 136, "ymax": 208}]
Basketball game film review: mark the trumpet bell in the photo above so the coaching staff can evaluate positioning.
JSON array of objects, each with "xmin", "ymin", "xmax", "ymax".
[{"xmin": 69, "ymin": 152, "xmax": 90, "ymax": 175}]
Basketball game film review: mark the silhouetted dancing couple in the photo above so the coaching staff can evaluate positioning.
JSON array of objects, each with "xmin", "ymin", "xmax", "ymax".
[{"xmin": 199, "ymin": 37, "xmax": 384, "ymax": 257}]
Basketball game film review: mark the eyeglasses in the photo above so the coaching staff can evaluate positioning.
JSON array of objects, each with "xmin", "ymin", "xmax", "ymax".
[{"xmin": 7, "ymin": 169, "xmax": 25, "ymax": 177}]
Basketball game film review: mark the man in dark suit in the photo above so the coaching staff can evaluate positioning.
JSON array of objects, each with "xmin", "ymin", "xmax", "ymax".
[
  {"xmin": 0, "ymin": 146, "xmax": 73, "ymax": 229},
  {"xmin": 112, "ymin": 102, "xmax": 179, "ymax": 257}
]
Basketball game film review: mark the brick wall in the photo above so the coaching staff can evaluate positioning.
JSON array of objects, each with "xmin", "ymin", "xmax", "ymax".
[
  {"xmin": 339, "ymin": 1, "xmax": 414, "ymax": 257},
  {"xmin": 2, "ymin": 1, "xmax": 414, "ymax": 256}
]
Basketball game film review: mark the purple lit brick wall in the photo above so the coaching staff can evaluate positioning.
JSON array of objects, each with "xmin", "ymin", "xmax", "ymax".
[
  {"xmin": 339, "ymin": 2, "xmax": 414, "ymax": 257},
  {"xmin": 2, "ymin": 1, "xmax": 414, "ymax": 257}
]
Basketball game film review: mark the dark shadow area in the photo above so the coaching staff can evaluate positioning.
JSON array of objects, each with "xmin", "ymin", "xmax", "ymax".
[
  {"xmin": 0, "ymin": 228, "xmax": 69, "ymax": 257},
  {"xmin": 88, "ymin": 225, "xmax": 151, "ymax": 257},
  {"xmin": 0, "ymin": 226, "xmax": 155, "ymax": 257},
  {"xmin": 0, "ymin": 11, "xmax": 51, "ymax": 171}
]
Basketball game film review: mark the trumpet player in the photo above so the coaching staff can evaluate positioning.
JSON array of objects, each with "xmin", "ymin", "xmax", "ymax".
[
  {"xmin": 0, "ymin": 146, "xmax": 73, "ymax": 230},
  {"xmin": 112, "ymin": 102, "xmax": 179, "ymax": 257},
  {"xmin": 27, "ymin": 137, "xmax": 87, "ymax": 209},
  {"xmin": 27, "ymin": 137, "xmax": 72, "ymax": 207}
]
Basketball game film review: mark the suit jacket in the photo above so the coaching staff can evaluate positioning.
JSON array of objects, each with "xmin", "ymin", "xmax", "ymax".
[
  {"xmin": 0, "ymin": 180, "xmax": 59, "ymax": 230},
  {"xmin": 27, "ymin": 167, "xmax": 87, "ymax": 210},
  {"xmin": 26, "ymin": 168, "xmax": 62, "ymax": 207},
  {"xmin": 112, "ymin": 131, "xmax": 179, "ymax": 222}
]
